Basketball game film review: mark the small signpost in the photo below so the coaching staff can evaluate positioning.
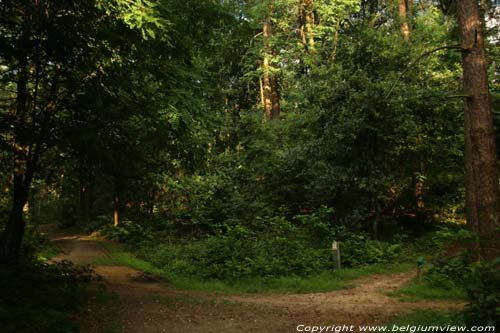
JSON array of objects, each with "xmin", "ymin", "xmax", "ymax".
[{"xmin": 332, "ymin": 241, "xmax": 341, "ymax": 270}]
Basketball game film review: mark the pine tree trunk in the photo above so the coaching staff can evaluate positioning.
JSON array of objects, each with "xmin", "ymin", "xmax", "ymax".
[
  {"xmin": 457, "ymin": 0, "xmax": 500, "ymax": 259},
  {"xmin": 262, "ymin": 18, "xmax": 280, "ymax": 120}
]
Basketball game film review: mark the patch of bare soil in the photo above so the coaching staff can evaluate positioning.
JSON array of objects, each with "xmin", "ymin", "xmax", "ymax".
[{"xmin": 42, "ymin": 227, "xmax": 463, "ymax": 333}]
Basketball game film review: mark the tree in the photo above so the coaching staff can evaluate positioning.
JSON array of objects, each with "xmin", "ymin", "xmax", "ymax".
[
  {"xmin": 0, "ymin": 0, "xmax": 106, "ymax": 262},
  {"xmin": 0, "ymin": 0, "xmax": 166, "ymax": 262},
  {"xmin": 261, "ymin": 11, "xmax": 280, "ymax": 119},
  {"xmin": 457, "ymin": 0, "xmax": 500, "ymax": 258}
]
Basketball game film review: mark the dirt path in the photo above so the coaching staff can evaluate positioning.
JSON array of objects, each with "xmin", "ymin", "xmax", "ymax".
[{"xmin": 43, "ymin": 226, "xmax": 463, "ymax": 333}]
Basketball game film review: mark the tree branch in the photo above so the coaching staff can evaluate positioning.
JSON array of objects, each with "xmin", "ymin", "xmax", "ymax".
[{"xmin": 385, "ymin": 45, "xmax": 464, "ymax": 99}]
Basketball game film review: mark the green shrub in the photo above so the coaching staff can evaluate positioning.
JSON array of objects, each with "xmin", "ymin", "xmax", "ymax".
[
  {"xmin": 99, "ymin": 220, "xmax": 154, "ymax": 245},
  {"xmin": 463, "ymin": 259, "xmax": 500, "ymax": 327},
  {"xmin": 135, "ymin": 214, "xmax": 408, "ymax": 281}
]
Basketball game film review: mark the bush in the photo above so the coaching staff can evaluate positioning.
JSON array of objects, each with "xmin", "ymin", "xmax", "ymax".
[
  {"xmin": 99, "ymin": 219, "xmax": 154, "ymax": 245},
  {"xmin": 137, "ymin": 220, "xmax": 332, "ymax": 280},
  {"xmin": 135, "ymin": 213, "xmax": 408, "ymax": 281}
]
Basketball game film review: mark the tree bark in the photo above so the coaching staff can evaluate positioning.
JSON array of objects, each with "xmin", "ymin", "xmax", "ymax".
[
  {"xmin": 262, "ymin": 18, "xmax": 280, "ymax": 120},
  {"xmin": 0, "ymin": 55, "xmax": 30, "ymax": 262},
  {"xmin": 457, "ymin": 0, "xmax": 500, "ymax": 259},
  {"xmin": 398, "ymin": 0, "xmax": 411, "ymax": 40}
]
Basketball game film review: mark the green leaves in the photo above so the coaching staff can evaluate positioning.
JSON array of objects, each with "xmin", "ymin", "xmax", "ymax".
[{"xmin": 96, "ymin": 0, "xmax": 170, "ymax": 39}]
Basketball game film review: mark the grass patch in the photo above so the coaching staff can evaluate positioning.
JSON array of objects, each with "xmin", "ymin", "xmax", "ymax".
[
  {"xmin": 92, "ymin": 242, "xmax": 167, "ymax": 277},
  {"xmin": 388, "ymin": 309, "xmax": 464, "ymax": 327},
  {"xmin": 171, "ymin": 262, "xmax": 415, "ymax": 294},
  {"xmin": 93, "ymin": 242, "xmax": 416, "ymax": 294},
  {"xmin": 389, "ymin": 279, "xmax": 466, "ymax": 302}
]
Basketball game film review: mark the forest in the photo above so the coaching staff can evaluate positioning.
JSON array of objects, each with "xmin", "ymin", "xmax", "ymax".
[{"xmin": 0, "ymin": 0, "xmax": 499, "ymax": 332}]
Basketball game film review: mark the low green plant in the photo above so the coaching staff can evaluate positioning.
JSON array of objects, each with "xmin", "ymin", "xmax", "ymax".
[
  {"xmin": 463, "ymin": 259, "xmax": 500, "ymax": 327},
  {"xmin": 389, "ymin": 277, "xmax": 466, "ymax": 301},
  {"xmin": 22, "ymin": 226, "xmax": 60, "ymax": 260}
]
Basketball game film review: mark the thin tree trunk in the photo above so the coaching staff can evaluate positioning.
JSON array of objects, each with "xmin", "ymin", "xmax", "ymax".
[
  {"xmin": 457, "ymin": 0, "xmax": 500, "ymax": 259},
  {"xmin": 79, "ymin": 161, "xmax": 91, "ymax": 224},
  {"xmin": 415, "ymin": 163, "xmax": 425, "ymax": 210},
  {"xmin": 262, "ymin": 35, "xmax": 273, "ymax": 118},
  {"xmin": 259, "ymin": 75, "xmax": 266, "ymax": 111},
  {"xmin": 113, "ymin": 196, "xmax": 120, "ymax": 227},
  {"xmin": 270, "ymin": 75, "xmax": 280, "ymax": 119}
]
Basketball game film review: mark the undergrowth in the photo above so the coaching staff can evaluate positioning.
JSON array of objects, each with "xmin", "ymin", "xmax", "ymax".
[
  {"xmin": 95, "ymin": 241, "xmax": 414, "ymax": 293},
  {"xmin": 0, "ymin": 257, "xmax": 98, "ymax": 333}
]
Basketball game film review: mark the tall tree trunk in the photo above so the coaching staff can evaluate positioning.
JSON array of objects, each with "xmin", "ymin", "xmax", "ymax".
[
  {"xmin": 299, "ymin": 0, "xmax": 315, "ymax": 52},
  {"xmin": 398, "ymin": 0, "xmax": 411, "ymax": 40},
  {"xmin": 457, "ymin": 0, "xmax": 500, "ymax": 259},
  {"xmin": 262, "ymin": 18, "xmax": 280, "ymax": 119},
  {"xmin": 262, "ymin": 33, "xmax": 273, "ymax": 118},
  {"xmin": 0, "ymin": 57, "xmax": 30, "ymax": 262}
]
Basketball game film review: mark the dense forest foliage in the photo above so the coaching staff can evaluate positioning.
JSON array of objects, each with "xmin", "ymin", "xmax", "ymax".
[{"xmin": 0, "ymin": 0, "xmax": 499, "ymax": 331}]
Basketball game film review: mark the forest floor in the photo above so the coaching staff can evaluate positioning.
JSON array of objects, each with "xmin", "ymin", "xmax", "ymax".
[{"xmin": 43, "ymin": 225, "xmax": 464, "ymax": 333}]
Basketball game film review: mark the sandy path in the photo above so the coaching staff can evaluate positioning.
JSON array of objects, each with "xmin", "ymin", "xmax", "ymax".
[{"xmin": 42, "ymin": 226, "xmax": 463, "ymax": 333}]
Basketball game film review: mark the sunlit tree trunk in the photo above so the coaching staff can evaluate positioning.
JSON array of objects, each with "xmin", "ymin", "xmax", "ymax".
[
  {"xmin": 398, "ymin": 0, "xmax": 411, "ymax": 40},
  {"xmin": 262, "ymin": 19, "xmax": 280, "ymax": 119},
  {"xmin": 113, "ymin": 195, "xmax": 120, "ymax": 227},
  {"xmin": 457, "ymin": 0, "xmax": 500, "ymax": 259},
  {"xmin": 262, "ymin": 26, "xmax": 273, "ymax": 118},
  {"xmin": 304, "ymin": 0, "xmax": 315, "ymax": 52}
]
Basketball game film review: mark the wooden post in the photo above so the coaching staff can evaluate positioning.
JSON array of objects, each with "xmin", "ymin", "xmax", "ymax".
[{"xmin": 332, "ymin": 241, "xmax": 341, "ymax": 270}]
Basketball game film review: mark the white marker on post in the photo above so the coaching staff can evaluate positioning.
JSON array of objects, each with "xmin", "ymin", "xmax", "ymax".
[{"xmin": 332, "ymin": 241, "xmax": 341, "ymax": 270}]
